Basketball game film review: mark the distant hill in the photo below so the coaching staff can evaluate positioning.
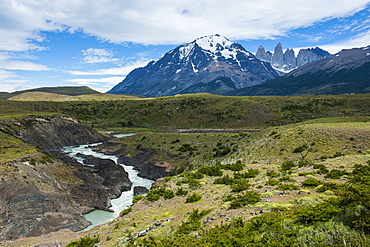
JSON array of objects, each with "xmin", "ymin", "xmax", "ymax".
[
  {"xmin": 231, "ymin": 45, "xmax": 370, "ymax": 96},
  {"xmin": 7, "ymin": 91, "xmax": 143, "ymax": 101},
  {"xmin": 0, "ymin": 86, "xmax": 100, "ymax": 99}
]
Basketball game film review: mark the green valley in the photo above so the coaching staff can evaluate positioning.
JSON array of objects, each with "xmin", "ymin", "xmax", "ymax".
[{"xmin": 0, "ymin": 92, "xmax": 370, "ymax": 246}]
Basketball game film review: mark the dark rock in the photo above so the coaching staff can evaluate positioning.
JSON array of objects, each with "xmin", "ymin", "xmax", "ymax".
[
  {"xmin": 68, "ymin": 156, "xmax": 132, "ymax": 210},
  {"xmin": 134, "ymin": 186, "xmax": 149, "ymax": 195},
  {"xmin": 0, "ymin": 115, "xmax": 107, "ymax": 151},
  {"xmin": 118, "ymin": 155, "xmax": 168, "ymax": 180},
  {"xmin": 0, "ymin": 115, "xmax": 134, "ymax": 241}
]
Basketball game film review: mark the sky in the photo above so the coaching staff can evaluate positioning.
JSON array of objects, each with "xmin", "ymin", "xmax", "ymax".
[{"xmin": 0, "ymin": 0, "xmax": 369, "ymax": 93}]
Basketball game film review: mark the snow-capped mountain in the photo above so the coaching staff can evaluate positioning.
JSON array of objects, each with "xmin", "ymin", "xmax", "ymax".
[{"xmin": 108, "ymin": 34, "xmax": 280, "ymax": 97}]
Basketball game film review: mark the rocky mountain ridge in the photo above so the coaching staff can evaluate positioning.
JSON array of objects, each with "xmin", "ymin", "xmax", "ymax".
[
  {"xmin": 232, "ymin": 45, "xmax": 370, "ymax": 96},
  {"xmin": 256, "ymin": 43, "xmax": 330, "ymax": 72},
  {"xmin": 108, "ymin": 34, "xmax": 280, "ymax": 97}
]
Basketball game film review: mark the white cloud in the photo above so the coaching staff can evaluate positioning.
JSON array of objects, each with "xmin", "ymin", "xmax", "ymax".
[
  {"xmin": 67, "ymin": 76, "xmax": 125, "ymax": 84},
  {"xmin": 0, "ymin": 70, "xmax": 30, "ymax": 92},
  {"xmin": 69, "ymin": 59, "xmax": 150, "ymax": 76},
  {"xmin": 66, "ymin": 76, "xmax": 125, "ymax": 92},
  {"xmin": 321, "ymin": 29, "xmax": 370, "ymax": 53},
  {"xmin": 0, "ymin": 0, "xmax": 369, "ymax": 51},
  {"xmin": 81, "ymin": 48, "xmax": 118, "ymax": 63},
  {"xmin": 0, "ymin": 60, "xmax": 50, "ymax": 71},
  {"xmin": 0, "ymin": 69, "xmax": 16, "ymax": 80}
]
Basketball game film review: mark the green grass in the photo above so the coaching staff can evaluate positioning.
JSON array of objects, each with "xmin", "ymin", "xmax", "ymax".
[
  {"xmin": 0, "ymin": 132, "xmax": 38, "ymax": 164},
  {"xmin": 1, "ymin": 93, "xmax": 370, "ymax": 246}
]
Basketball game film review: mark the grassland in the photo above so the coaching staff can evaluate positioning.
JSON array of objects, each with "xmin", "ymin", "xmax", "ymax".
[
  {"xmin": 74, "ymin": 117, "xmax": 370, "ymax": 246},
  {"xmin": 1, "ymin": 92, "xmax": 370, "ymax": 246}
]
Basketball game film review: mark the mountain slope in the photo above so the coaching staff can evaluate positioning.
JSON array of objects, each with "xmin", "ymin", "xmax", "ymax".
[
  {"xmin": 232, "ymin": 45, "xmax": 370, "ymax": 96},
  {"xmin": 108, "ymin": 34, "xmax": 279, "ymax": 97}
]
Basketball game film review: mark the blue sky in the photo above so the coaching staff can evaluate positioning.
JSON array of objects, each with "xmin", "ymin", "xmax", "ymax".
[{"xmin": 0, "ymin": 0, "xmax": 369, "ymax": 93}]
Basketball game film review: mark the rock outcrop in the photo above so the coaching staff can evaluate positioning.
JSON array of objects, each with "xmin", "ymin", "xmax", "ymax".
[
  {"xmin": 256, "ymin": 45, "xmax": 272, "ymax": 62},
  {"xmin": 271, "ymin": 43, "xmax": 284, "ymax": 69},
  {"xmin": 118, "ymin": 154, "xmax": 169, "ymax": 180},
  {"xmin": 0, "ymin": 115, "xmax": 107, "ymax": 150},
  {"xmin": 134, "ymin": 186, "xmax": 149, "ymax": 195},
  {"xmin": 0, "ymin": 115, "xmax": 132, "ymax": 240},
  {"xmin": 296, "ymin": 47, "xmax": 331, "ymax": 67},
  {"xmin": 255, "ymin": 44, "xmax": 330, "ymax": 72}
]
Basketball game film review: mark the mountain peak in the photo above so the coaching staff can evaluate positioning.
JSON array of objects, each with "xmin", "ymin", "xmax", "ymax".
[
  {"xmin": 193, "ymin": 34, "xmax": 233, "ymax": 52},
  {"xmin": 108, "ymin": 34, "xmax": 279, "ymax": 97}
]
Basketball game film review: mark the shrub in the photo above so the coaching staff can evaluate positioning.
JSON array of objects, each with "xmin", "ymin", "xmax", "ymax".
[
  {"xmin": 227, "ymin": 191, "xmax": 261, "ymax": 209},
  {"xmin": 281, "ymin": 161, "xmax": 296, "ymax": 171},
  {"xmin": 279, "ymin": 175, "xmax": 296, "ymax": 182},
  {"xmin": 313, "ymin": 164, "xmax": 329, "ymax": 174},
  {"xmin": 175, "ymin": 188, "xmax": 188, "ymax": 196},
  {"xmin": 325, "ymin": 169, "xmax": 348, "ymax": 179},
  {"xmin": 296, "ymin": 221, "xmax": 369, "ymax": 247},
  {"xmin": 293, "ymin": 144, "xmax": 308, "ymax": 153},
  {"xmin": 198, "ymin": 166, "xmax": 223, "ymax": 177},
  {"xmin": 297, "ymin": 159, "xmax": 314, "ymax": 167},
  {"xmin": 223, "ymin": 160, "xmax": 244, "ymax": 171},
  {"xmin": 315, "ymin": 182, "xmax": 341, "ymax": 193},
  {"xmin": 231, "ymin": 179, "xmax": 251, "ymax": 192},
  {"xmin": 146, "ymin": 187, "xmax": 175, "ymax": 201},
  {"xmin": 119, "ymin": 207, "xmax": 132, "ymax": 217},
  {"xmin": 214, "ymin": 174, "xmax": 234, "ymax": 185},
  {"xmin": 66, "ymin": 235, "xmax": 100, "ymax": 247},
  {"xmin": 278, "ymin": 183, "xmax": 299, "ymax": 191},
  {"xmin": 236, "ymin": 169, "xmax": 259, "ymax": 178},
  {"xmin": 175, "ymin": 209, "xmax": 211, "ymax": 235},
  {"xmin": 295, "ymin": 197, "xmax": 317, "ymax": 205},
  {"xmin": 178, "ymin": 143, "xmax": 197, "ymax": 152},
  {"xmin": 266, "ymin": 178, "xmax": 279, "ymax": 186},
  {"xmin": 266, "ymin": 170, "xmax": 280, "ymax": 178},
  {"xmin": 301, "ymin": 178, "xmax": 323, "ymax": 187},
  {"xmin": 132, "ymin": 195, "xmax": 144, "ymax": 203},
  {"xmin": 185, "ymin": 192, "xmax": 202, "ymax": 203}
]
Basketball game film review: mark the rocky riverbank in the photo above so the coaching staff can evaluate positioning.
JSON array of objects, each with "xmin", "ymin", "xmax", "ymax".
[
  {"xmin": 91, "ymin": 141, "xmax": 172, "ymax": 180},
  {"xmin": 0, "ymin": 115, "xmax": 132, "ymax": 240}
]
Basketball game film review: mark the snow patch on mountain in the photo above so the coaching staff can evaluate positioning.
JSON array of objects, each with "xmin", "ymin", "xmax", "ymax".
[{"xmin": 195, "ymin": 34, "xmax": 233, "ymax": 53}]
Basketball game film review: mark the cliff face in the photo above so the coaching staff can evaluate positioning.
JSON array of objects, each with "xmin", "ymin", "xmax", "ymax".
[
  {"xmin": 255, "ymin": 44, "xmax": 330, "ymax": 72},
  {"xmin": 0, "ymin": 115, "xmax": 132, "ymax": 240},
  {"xmin": 6, "ymin": 115, "xmax": 106, "ymax": 150}
]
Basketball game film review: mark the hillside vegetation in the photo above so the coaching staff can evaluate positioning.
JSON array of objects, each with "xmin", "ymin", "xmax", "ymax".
[
  {"xmin": 3, "ymin": 93, "xmax": 370, "ymax": 129},
  {"xmin": 0, "ymin": 93, "xmax": 370, "ymax": 246},
  {"xmin": 59, "ymin": 117, "xmax": 370, "ymax": 246},
  {"xmin": 0, "ymin": 86, "xmax": 101, "ymax": 99}
]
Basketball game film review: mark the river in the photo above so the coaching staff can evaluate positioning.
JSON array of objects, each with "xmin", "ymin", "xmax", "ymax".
[{"xmin": 61, "ymin": 133, "xmax": 154, "ymax": 231}]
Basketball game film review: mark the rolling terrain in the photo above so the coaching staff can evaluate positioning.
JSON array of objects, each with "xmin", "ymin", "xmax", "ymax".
[{"xmin": 0, "ymin": 92, "xmax": 369, "ymax": 246}]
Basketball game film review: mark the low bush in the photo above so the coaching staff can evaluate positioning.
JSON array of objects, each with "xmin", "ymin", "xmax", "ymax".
[
  {"xmin": 278, "ymin": 183, "xmax": 300, "ymax": 191},
  {"xmin": 301, "ymin": 178, "xmax": 323, "ymax": 187},
  {"xmin": 175, "ymin": 187, "xmax": 188, "ymax": 196},
  {"xmin": 281, "ymin": 160, "xmax": 296, "ymax": 171},
  {"xmin": 66, "ymin": 235, "xmax": 100, "ymax": 247},
  {"xmin": 185, "ymin": 192, "xmax": 202, "ymax": 203},
  {"xmin": 226, "ymin": 191, "xmax": 261, "ymax": 209},
  {"xmin": 198, "ymin": 165, "xmax": 223, "ymax": 177}
]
